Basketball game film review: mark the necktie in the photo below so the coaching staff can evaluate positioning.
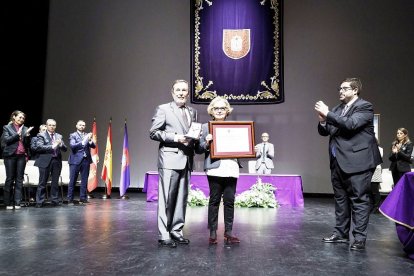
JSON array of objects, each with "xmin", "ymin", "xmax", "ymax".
[
  {"xmin": 180, "ymin": 106, "xmax": 190, "ymax": 129},
  {"xmin": 262, "ymin": 144, "xmax": 266, "ymax": 161},
  {"xmin": 340, "ymin": 105, "xmax": 348, "ymax": 116},
  {"xmin": 51, "ymin": 133, "xmax": 57, "ymax": 157},
  {"xmin": 80, "ymin": 133, "xmax": 87, "ymax": 157}
]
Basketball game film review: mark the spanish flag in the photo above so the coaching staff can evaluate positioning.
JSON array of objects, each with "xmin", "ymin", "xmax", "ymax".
[
  {"xmin": 87, "ymin": 118, "xmax": 99, "ymax": 192},
  {"xmin": 101, "ymin": 119, "xmax": 112, "ymax": 196}
]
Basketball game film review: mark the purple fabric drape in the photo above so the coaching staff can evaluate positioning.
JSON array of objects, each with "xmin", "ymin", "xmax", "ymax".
[
  {"xmin": 143, "ymin": 171, "xmax": 304, "ymax": 207},
  {"xmin": 191, "ymin": 0, "xmax": 283, "ymax": 104},
  {"xmin": 380, "ymin": 172, "xmax": 414, "ymax": 260}
]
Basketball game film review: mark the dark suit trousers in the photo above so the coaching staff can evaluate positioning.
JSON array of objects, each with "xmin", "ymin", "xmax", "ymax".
[
  {"xmin": 207, "ymin": 176, "xmax": 237, "ymax": 233},
  {"xmin": 157, "ymin": 168, "xmax": 189, "ymax": 240},
  {"xmin": 4, "ymin": 155, "xmax": 26, "ymax": 205},
  {"xmin": 67, "ymin": 158, "xmax": 90, "ymax": 201},
  {"xmin": 36, "ymin": 158, "xmax": 62, "ymax": 204},
  {"xmin": 391, "ymin": 170, "xmax": 407, "ymax": 187},
  {"xmin": 331, "ymin": 159, "xmax": 374, "ymax": 241}
]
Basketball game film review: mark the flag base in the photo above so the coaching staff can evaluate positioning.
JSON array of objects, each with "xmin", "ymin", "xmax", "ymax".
[{"xmin": 101, "ymin": 194, "xmax": 111, "ymax": 200}]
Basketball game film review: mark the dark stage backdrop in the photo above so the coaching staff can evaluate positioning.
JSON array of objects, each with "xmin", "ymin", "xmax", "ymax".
[
  {"xmin": 1, "ymin": 2, "xmax": 49, "ymax": 133},
  {"xmin": 42, "ymin": 0, "xmax": 414, "ymax": 193}
]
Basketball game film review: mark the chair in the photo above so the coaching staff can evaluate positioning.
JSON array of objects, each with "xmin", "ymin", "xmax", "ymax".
[
  {"xmin": 59, "ymin": 161, "xmax": 81, "ymax": 201},
  {"xmin": 23, "ymin": 160, "xmax": 39, "ymax": 205},
  {"xmin": 0, "ymin": 160, "xmax": 6, "ymax": 190},
  {"xmin": 379, "ymin": 168, "xmax": 393, "ymax": 194},
  {"xmin": 248, "ymin": 160, "xmax": 256, "ymax": 174}
]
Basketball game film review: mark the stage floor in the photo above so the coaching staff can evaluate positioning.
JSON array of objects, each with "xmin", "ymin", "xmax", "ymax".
[{"xmin": 0, "ymin": 194, "xmax": 413, "ymax": 275}]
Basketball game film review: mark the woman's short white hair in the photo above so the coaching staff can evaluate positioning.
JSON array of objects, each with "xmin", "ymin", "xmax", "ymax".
[{"xmin": 207, "ymin": 96, "xmax": 233, "ymax": 118}]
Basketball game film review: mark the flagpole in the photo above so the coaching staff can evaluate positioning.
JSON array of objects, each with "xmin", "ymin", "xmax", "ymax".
[
  {"xmin": 101, "ymin": 117, "xmax": 112, "ymax": 200},
  {"xmin": 88, "ymin": 116, "xmax": 97, "ymax": 199},
  {"xmin": 120, "ymin": 118, "xmax": 129, "ymax": 200}
]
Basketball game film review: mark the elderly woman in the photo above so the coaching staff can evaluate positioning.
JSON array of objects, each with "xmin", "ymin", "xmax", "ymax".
[
  {"xmin": 1, "ymin": 110, "xmax": 33, "ymax": 209},
  {"xmin": 389, "ymin": 128, "xmax": 413, "ymax": 186},
  {"xmin": 198, "ymin": 97, "xmax": 241, "ymax": 245}
]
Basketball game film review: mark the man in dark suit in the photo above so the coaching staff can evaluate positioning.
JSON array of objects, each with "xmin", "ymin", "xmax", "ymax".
[
  {"xmin": 35, "ymin": 119, "xmax": 67, "ymax": 207},
  {"xmin": 150, "ymin": 79, "xmax": 198, "ymax": 248},
  {"xmin": 67, "ymin": 120, "xmax": 96, "ymax": 204},
  {"xmin": 315, "ymin": 78, "xmax": 382, "ymax": 251}
]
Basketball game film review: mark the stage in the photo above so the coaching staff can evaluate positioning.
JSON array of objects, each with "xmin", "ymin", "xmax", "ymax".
[
  {"xmin": 143, "ymin": 171, "xmax": 304, "ymax": 207},
  {"xmin": 0, "ymin": 194, "xmax": 413, "ymax": 275}
]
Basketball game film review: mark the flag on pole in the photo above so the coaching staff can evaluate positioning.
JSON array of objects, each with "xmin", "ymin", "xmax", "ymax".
[
  {"xmin": 87, "ymin": 118, "xmax": 99, "ymax": 192},
  {"xmin": 101, "ymin": 119, "xmax": 112, "ymax": 195},
  {"xmin": 119, "ymin": 121, "xmax": 130, "ymax": 197}
]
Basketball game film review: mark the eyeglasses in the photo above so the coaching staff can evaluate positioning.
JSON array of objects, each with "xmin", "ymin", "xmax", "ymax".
[
  {"xmin": 338, "ymin": 87, "xmax": 353, "ymax": 92},
  {"xmin": 213, "ymin": 107, "xmax": 227, "ymax": 112}
]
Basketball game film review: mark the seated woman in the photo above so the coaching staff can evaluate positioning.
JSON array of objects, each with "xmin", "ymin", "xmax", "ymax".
[
  {"xmin": 198, "ymin": 97, "xmax": 242, "ymax": 245},
  {"xmin": 389, "ymin": 128, "xmax": 413, "ymax": 187}
]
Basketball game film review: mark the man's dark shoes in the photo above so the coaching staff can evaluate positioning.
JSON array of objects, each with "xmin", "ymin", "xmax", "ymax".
[
  {"xmin": 322, "ymin": 234, "xmax": 349, "ymax": 243},
  {"xmin": 51, "ymin": 201, "xmax": 62, "ymax": 207},
  {"xmin": 171, "ymin": 233, "xmax": 190, "ymax": 245},
  {"xmin": 350, "ymin": 240, "xmax": 365, "ymax": 251},
  {"xmin": 158, "ymin": 239, "xmax": 177, "ymax": 248},
  {"xmin": 79, "ymin": 199, "xmax": 90, "ymax": 204}
]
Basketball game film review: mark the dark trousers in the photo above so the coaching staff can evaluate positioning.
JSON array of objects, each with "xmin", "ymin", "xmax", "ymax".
[
  {"xmin": 370, "ymin": 182, "xmax": 381, "ymax": 210},
  {"xmin": 67, "ymin": 158, "xmax": 90, "ymax": 201},
  {"xmin": 391, "ymin": 170, "xmax": 407, "ymax": 188},
  {"xmin": 4, "ymin": 155, "xmax": 26, "ymax": 206},
  {"xmin": 207, "ymin": 176, "xmax": 237, "ymax": 233},
  {"xmin": 36, "ymin": 158, "xmax": 62, "ymax": 204},
  {"xmin": 331, "ymin": 159, "xmax": 374, "ymax": 242}
]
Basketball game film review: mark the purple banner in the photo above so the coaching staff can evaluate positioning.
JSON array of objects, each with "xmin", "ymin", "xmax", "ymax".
[{"xmin": 191, "ymin": 0, "xmax": 284, "ymax": 105}]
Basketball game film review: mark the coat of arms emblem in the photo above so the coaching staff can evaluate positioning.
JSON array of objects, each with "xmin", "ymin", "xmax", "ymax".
[{"xmin": 222, "ymin": 29, "xmax": 251, "ymax": 59}]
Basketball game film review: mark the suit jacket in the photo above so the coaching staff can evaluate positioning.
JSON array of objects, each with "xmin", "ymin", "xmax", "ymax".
[
  {"xmin": 1, "ymin": 124, "xmax": 31, "ymax": 157},
  {"xmin": 30, "ymin": 136, "xmax": 40, "ymax": 159},
  {"xmin": 255, "ymin": 142, "xmax": 275, "ymax": 169},
  {"xmin": 34, "ymin": 132, "xmax": 68, "ymax": 168},
  {"xmin": 389, "ymin": 141, "xmax": 413, "ymax": 173},
  {"xmin": 318, "ymin": 97, "xmax": 382, "ymax": 174},
  {"xmin": 150, "ymin": 101, "xmax": 198, "ymax": 170},
  {"xmin": 68, "ymin": 132, "xmax": 96, "ymax": 165},
  {"xmin": 197, "ymin": 123, "xmax": 242, "ymax": 171}
]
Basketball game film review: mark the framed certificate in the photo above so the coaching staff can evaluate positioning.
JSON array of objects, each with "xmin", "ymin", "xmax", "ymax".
[{"xmin": 209, "ymin": 121, "xmax": 255, "ymax": 159}]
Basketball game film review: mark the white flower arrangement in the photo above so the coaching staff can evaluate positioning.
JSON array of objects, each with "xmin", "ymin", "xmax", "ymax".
[
  {"xmin": 187, "ymin": 185, "xmax": 209, "ymax": 206},
  {"xmin": 235, "ymin": 177, "xmax": 279, "ymax": 208}
]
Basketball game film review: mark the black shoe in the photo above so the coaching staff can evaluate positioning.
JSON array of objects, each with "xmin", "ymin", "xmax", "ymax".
[
  {"xmin": 51, "ymin": 201, "xmax": 62, "ymax": 207},
  {"xmin": 322, "ymin": 234, "xmax": 349, "ymax": 243},
  {"xmin": 158, "ymin": 239, "xmax": 177, "ymax": 248},
  {"xmin": 35, "ymin": 203, "xmax": 43, "ymax": 208},
  {"xmin": 79, "ymin": 199, "xmax": 90, "ymax": 204},
  {"xmin": 67, "ymin": 200, "xmax": 75, "ymax": 206},
  {"xmin": 171, "ymin": 233, "xmax": 190, "ymax": 244},
  {"xmin": 350, "ymin": 240, "xmax": 365, "ymax": 251}
]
